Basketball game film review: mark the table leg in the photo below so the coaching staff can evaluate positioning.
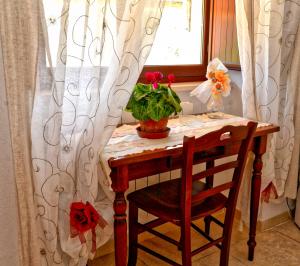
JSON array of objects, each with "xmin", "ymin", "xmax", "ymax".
[
  {"xmin": 247, "ymin": 150, "xmax": 263, "ymax": 260},
  {"xmin": 113, "ymin": 191, "xmax": 127, "ymax": 266}
]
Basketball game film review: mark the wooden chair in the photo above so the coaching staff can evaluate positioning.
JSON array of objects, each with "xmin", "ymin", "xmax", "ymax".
[{"xmin": 127, "ymin": 122, "xmax": 258, "ymax": 266}]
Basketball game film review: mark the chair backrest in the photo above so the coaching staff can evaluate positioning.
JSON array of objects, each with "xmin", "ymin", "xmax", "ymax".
[{"xmin": 180, "ymin": 121, "xmax": 258, "ymax": 221}]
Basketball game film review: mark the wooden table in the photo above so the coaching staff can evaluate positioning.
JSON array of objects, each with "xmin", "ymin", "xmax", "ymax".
[{"xmin": 105, "ymin": 117, "xmax": 279, "ymax": 266}]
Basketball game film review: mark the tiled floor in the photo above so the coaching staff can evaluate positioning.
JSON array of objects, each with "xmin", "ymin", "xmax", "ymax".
[{"xmin": 89, "ymin": 218, "xmax": 300, "ymax": 266}]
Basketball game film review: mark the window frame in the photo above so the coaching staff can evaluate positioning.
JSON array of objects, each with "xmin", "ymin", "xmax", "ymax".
[
  {"xmin": 138, "ymin": 0, "xmax": 211, "ymax": 83},
  {"xmin": 209, "ymin": 0, "xmax": 241, "ymax": 71}
]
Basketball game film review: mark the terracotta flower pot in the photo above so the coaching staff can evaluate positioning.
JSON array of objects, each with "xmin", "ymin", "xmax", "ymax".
[{"xmin": 139, "ymin": 118, "xmax": 168, "ymax": 133}]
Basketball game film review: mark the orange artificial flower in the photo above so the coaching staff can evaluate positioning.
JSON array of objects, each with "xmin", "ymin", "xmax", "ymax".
[{"xmin": 214, "ymin": 70, "xmax": 230, "ymax": 85}]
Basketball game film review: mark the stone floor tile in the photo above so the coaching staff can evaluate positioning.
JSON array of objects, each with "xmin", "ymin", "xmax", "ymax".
[
  {"xmin": 88, "ymin": 218, "xmax": 300, "ymax": 266},
  {"xmin": 193, "ymin": 253, "xmax": 246, "ymax": 266},
  {"xmin": 231, "ymin": 230, "xmax": 300, "ymax": 266},
  {"xmin": 272, "ymin": 220, "xmax": 300, "ymax": 243}
]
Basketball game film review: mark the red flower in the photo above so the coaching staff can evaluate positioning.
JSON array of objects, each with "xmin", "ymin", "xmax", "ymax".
[
  {"xmin": 167, "ymin": 73, "xmax": 175, "ymax": 87},
  {"xmin": 70, "ymin": 202, "xmax": 90, "ymax": 233},
  {"xmin": 70, "ymin": 201, "xmax": 108, "ymax": 253},
  {"xmin": 153, "ymin": 71, "xmax": 163, "ymax": 82},
  {"xmin": 144, "ymin": 72, "xmax": 176, "ymax": 90},
  {"xmin": 145, "ymin": 71, "xmax": 163, "ymax": 89},
  {"xmin": 145, "ymin": 71, "xmax": 163, "ymax": 83},
  {"xmin": 145, "ymin": 72, "xmax": 155, "ymax": 83},
  {"xmin": 85, "ymin": 201, "xmax": 100, "ymax": 229}
]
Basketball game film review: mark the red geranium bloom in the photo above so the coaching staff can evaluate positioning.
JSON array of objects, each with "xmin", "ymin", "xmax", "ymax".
[
  {"xmin": 145, "ymin": 72, "xmax": 155, "ymax": 83},
  {"xmin": 153, "ymin": 71, "xmax": 163, "ymax": 82},
  {"xmin": 145, "ymin": 71, "xmax": 163, "ymax": 89},
  {"xmin": 167, "ymin": 73, "xmax": 175, "ymax": 87},
  {"xmin": 145, "ymin": 71, "xmax": 175, "ymax": 90}
]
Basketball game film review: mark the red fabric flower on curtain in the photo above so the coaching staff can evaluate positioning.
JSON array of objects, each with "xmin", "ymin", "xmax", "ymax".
[
  {"xmin": 261, "ymin": 182, "xmax": 278, "ymax": 203},
  {"xmin": 70, "ymin": 201, "xmax": 108, "ymax": 253},
  {"xmin": 85, "ymin": 201, "xmax": 107, "ymax": 229},
  {"xmin": 70, "ymin": 202, "xmax": 90, "ymax": 232}
]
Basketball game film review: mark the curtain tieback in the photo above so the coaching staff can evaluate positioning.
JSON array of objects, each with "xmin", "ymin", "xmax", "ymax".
[{"xmin": 70, "ymin": 201, "xmax": 108, "ymax": 253}]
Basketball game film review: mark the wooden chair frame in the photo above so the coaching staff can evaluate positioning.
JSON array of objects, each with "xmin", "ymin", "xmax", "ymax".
[{"xmin": 127, "ymin": 122, "xmax": 258, "ymax": 266}]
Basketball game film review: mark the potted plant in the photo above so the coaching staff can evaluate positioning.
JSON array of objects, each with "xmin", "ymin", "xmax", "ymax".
[{"xmin": 125, "ymin": 72, "xmax": 182, "ymax": 138}]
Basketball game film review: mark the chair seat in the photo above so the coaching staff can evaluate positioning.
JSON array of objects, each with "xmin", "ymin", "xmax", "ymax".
[{"xmin": 127, "ymin": 178, "xmax": 227, "ymax": 222}]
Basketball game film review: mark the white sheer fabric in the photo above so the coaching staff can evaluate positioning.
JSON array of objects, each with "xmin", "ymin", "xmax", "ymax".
[
  {"xmin": 32, "ymin": 0, "xmax": 165, "ymax": 265},
  {"xmin": 235, "ymin": 0, "xmax": 300, "ymax": 199}
]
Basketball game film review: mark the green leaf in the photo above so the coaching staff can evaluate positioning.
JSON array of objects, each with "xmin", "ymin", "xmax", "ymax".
[
  {"xmin": 133, "ymin": 83, "xmax": 151, "ymax": 101},
  {"xmin": 147, "ymin": 96, "xmax": 165, "ymax": 121},
  {"xmin": 166, "ymin": 87, "xmax": 182, "ymax": 114},
  {"xmin": 131, "ymin": 98, "xmax": 149, "ymax": 121}
]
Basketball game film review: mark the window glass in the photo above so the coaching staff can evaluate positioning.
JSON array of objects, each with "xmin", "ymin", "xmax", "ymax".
[{"xmin": 146, "ymin": 0, "xmax": 204, "ymax": 65}]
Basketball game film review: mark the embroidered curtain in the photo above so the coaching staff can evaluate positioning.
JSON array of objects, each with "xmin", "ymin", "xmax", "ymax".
[
  {"xmin": 235, "ymin": 0, "xmax": 300, "ymax": 204},
  {"xmin": 32, "ymin": 0, "xmax": 165, "ymax": 265}
]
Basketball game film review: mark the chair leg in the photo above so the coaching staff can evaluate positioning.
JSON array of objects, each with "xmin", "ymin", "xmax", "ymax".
[
  {"xmin": 204, "ymin": 215, "xmax": 212, "ymax": 235},
  {"xmin": 220, "ymin": 211, "xmax": 234, "ymax": 266},
  {"xmin": 178, "ymin": 233, "xmax": 182, "ymax": 250},
  {"xmin": 128, "ymin": 202, "xmax": 138, "ymax": 266},
  {"xmin": 220, "ymin": 236, "xmax": 231, "ymax": 266},
  {"xmin": 181, "ymin": 222, "xmax": 192, "ymax": 266}
]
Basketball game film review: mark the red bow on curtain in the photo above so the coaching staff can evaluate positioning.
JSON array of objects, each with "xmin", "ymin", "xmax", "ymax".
[{"xmin": 70, "ymin": 201, "xmax": 108, "ymax": 253}]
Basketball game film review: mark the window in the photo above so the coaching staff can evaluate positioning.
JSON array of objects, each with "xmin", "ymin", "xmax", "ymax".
[
  {"xmin": 140, "ymin": 0, "xmax": 240, "ymax": 83},
  {"xmin": 146, "ymin": 0, "xmax": 204, "ymax": 66},
  {"xmin": 140, "ymin": 0, "xmax": 211, "ymax": 83},
  {"xmin": 44, "ymin": 0, "xmax": 239, "ymax": 79}
]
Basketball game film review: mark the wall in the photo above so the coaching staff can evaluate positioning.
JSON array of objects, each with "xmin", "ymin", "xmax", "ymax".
[
  {"xmin": 175, "ymin": 70, "xmax": 243, "ymax": 116},
  {"xmin": 260, "ymin": 201, "xmax": 289, "ymax": 222}
]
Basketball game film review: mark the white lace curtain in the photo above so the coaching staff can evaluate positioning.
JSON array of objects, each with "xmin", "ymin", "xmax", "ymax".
[
  {"xmin": 30, "ymin": 0, "xmax": 165, "ymax": 265},
  {"xmin": 235, "ymin": 0, "xmax": 300, "ymax": 203}
]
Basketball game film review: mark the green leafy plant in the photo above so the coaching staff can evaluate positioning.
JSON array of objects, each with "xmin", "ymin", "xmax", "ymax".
[{"xmin": 125, "ymin": 72, "xmax": 182, "ymax": 121}]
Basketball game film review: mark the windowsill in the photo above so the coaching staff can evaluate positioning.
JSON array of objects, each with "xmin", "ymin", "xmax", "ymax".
[
  {"xmin": 39, "ymin": 81, "xmax": 203, "ymax": 96},
  {"xmin": 171, "ymin": 81, "xmax": 202, "ymax": 92}
]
